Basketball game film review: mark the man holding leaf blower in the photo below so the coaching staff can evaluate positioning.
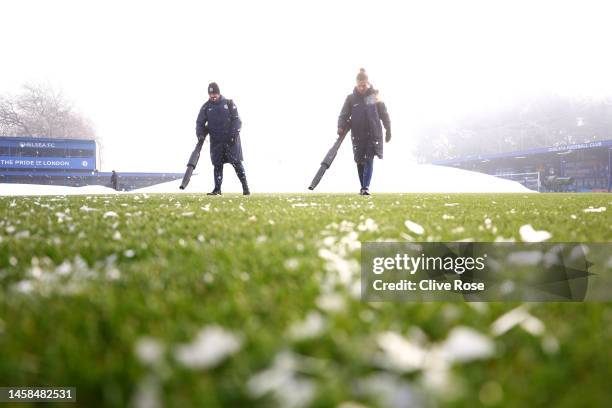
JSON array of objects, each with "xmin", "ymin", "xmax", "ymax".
[{"xmin": 182, "ymin": 82, "xmax": 250, "ymax": 195}]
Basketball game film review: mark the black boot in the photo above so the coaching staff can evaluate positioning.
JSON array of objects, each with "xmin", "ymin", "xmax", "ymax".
[
  {"xmin": 209, "ymin": 164, "xmax": 223, "ymax": 195},
  {"xmin": 232, "ymin": 162, "xmax": 250, "ymax": 195},
  {"xmin": 241, "ymin": 178, "xmax": 250, "ymax": 196}
]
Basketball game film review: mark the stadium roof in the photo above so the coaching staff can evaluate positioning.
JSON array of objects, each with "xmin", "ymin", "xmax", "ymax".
[
  {"xmin": 0, "ymin": 135, "xmax": 96, "ymax": 143},
  {"xmin": 432, "ymin": 139, "xmax": 612, "ymax": 165}
]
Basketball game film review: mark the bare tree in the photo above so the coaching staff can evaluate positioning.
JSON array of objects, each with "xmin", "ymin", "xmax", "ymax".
[{"xmin": 0, "ymin": 83, "xmax": 96, "ymax": 140}]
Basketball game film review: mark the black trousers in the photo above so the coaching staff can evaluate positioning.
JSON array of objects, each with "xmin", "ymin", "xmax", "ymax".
[{"xmin": 213, "ymin": 162, "xmax": 247, "ymax": 191}]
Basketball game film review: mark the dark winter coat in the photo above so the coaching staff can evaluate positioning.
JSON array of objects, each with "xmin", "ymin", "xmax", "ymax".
[
  {"xmin": 196, "ymin": 96, "xmax": 243, "ymax": 165},
  {"xmin": 338, "ymin": 87, "xmax": 391, "ymax": 163},
  {"xmin": 110, "ymin": 172, "xmax": 118, "ymax": 189}
]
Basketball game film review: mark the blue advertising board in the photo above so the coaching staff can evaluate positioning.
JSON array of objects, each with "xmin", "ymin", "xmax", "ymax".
[
  {"xmin": 0, "ymin": 156, "xmax": 96, "ymax": 170},
  {"xmin": 0, "ymin": 136, "xmax": 98, "ymax": 171}
]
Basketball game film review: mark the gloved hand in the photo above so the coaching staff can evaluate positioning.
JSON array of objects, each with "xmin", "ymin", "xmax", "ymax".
[
  {"xmin": 385, "ymin": 129, "xmax": 391, "ymax": 143},
  {"xmin": 229, "ymin": 133, "xmax": 239, "ymax": 144}
]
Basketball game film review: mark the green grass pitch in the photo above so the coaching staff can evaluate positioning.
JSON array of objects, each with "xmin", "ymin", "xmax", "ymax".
[{"xmin": 1, "ymin": 193, "xmax": 611, "ymax": 407}]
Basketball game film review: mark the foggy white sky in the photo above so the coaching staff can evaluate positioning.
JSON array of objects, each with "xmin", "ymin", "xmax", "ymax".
[{"xmin": 2, "ymin": 0, "xmax": 612, "ymax": 191}]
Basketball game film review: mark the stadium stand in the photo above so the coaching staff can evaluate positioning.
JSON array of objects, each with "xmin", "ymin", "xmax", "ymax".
[
  {"xmin": 432, "ymin": 139, "xmax": 612, "ymax": 192},
  {"xmin": 0, "ymin": 136, "xmax": 182, "ymax": 191}
]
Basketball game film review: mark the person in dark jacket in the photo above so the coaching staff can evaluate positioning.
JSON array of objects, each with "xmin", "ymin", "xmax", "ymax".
[
  {"xmin": 196, "ymin": 82, "xmax": 250, "ymax": 195},
  {"xmin": 110, "ymin": 170, "xmax": 118, "ymax": 190},
  {"xmin": 338, "ymin": 68, "xmax": 391, "ymax": 195}
]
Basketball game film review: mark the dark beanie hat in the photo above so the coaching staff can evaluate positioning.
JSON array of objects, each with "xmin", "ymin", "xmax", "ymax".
[
  {"xmin": 356, "ymin": 68, "xmax": 368, "ymax": 81},
  {"xmin": 208, "ymin": 82, "xmax": 220, "ymax": 94}
]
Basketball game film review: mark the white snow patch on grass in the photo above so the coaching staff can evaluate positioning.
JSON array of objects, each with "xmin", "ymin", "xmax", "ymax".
[
  {"xmin": 519, "ymin": 224, "xmax": 552, "ymax": 242},
  {"xmin": 135, "ymin": 337, "xmax": 165, "ymax": 366},
  {"xmin": 583, "ymin": 206, "xmax": 606, "ymax": 213},
  {"xmin": 491, "ymin": 306, "xmax": 545, "ymax": 337},
  {"xmin": 440, "ymin": 326, "xmax": 495, "ymax": 363},
  {"xmin": 247, "ymin": 351, "xmax": 316, "ymax": 408},
  {"xmin": 287, "ymin": 312, "xmax": 326, "ymax": 340},
  {"xmin": 404, "ymin": 220, "xmax": 425, "ymax": 235},
  {"xmin": 174, "ymin": 325, "xmax": 242, "ymax": 369},
  {"xmin": 376, "ymin": 331, "xmax": 428, "ymax": 372}
]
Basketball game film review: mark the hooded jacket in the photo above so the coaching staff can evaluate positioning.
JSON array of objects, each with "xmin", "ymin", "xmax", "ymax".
[{"xmin": 338, "ymin": 87, "xmax": 391, "ymax": 162}]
